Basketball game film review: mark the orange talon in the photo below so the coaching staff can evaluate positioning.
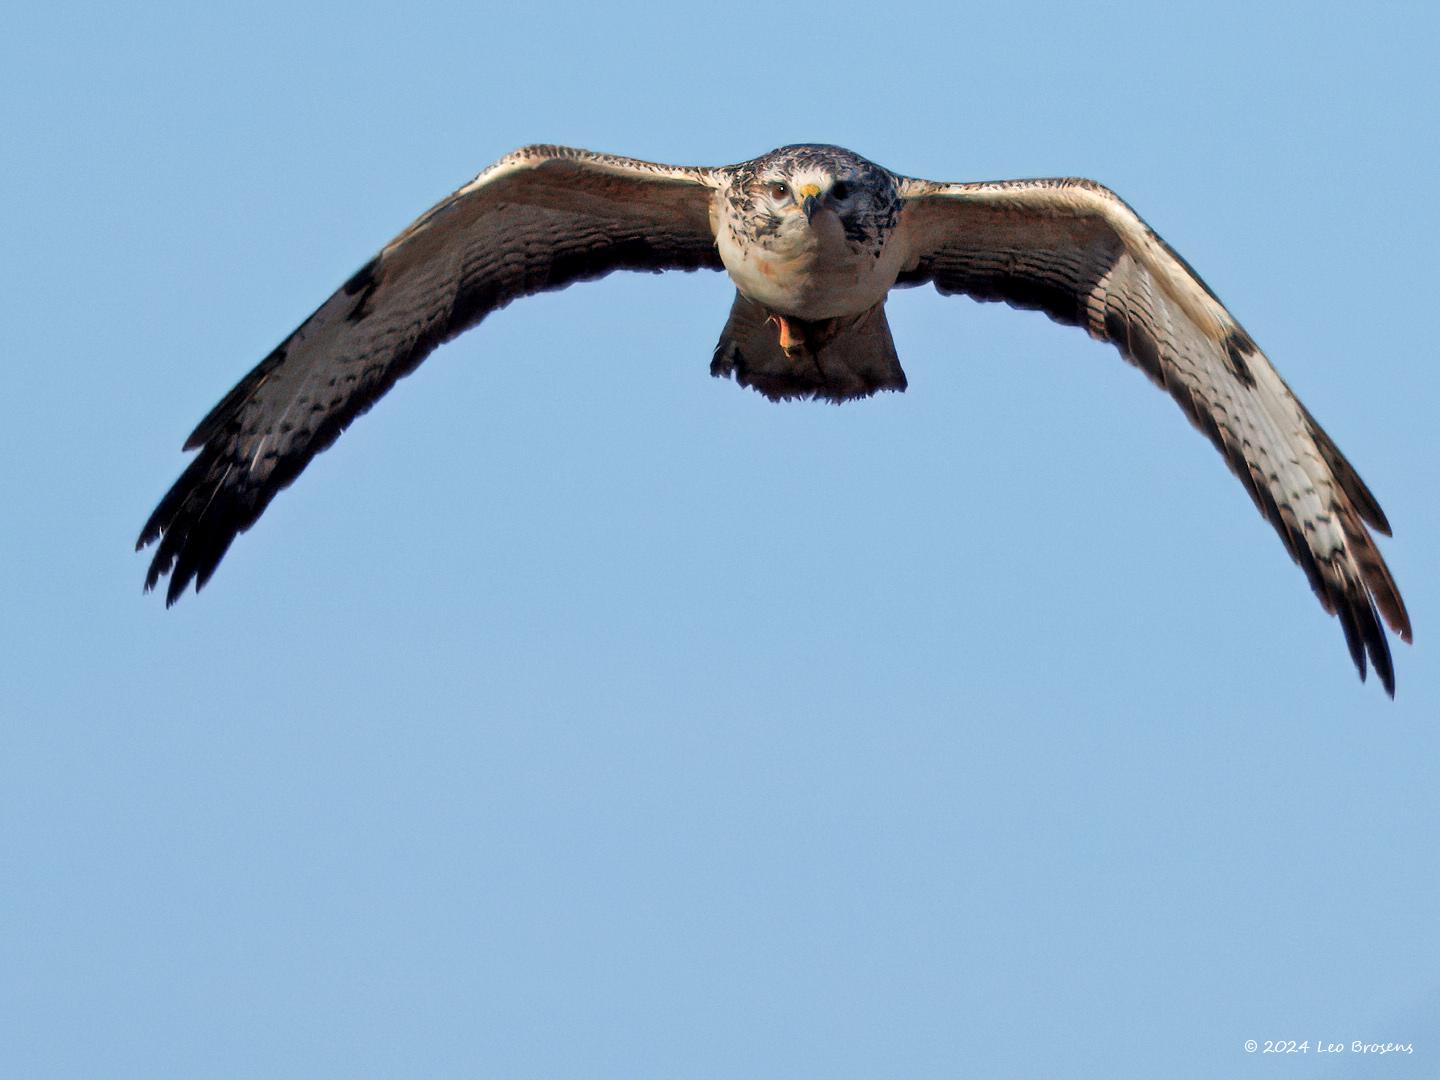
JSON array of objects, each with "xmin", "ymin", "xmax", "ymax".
[{"xmin": 766, "ymin": 313, "xmax": 805, "ymax": 358}]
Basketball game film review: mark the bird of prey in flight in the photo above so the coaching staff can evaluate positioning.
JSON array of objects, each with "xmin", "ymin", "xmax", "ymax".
[{"xmin": 138, "ymin": 144, "xmax": 1411, "ymax": 693}]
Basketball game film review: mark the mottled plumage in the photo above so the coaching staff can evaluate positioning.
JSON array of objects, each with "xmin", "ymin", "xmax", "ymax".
[{"xmin": 138, "ymin": 144, "xmax": 1411, "ymax": 693}]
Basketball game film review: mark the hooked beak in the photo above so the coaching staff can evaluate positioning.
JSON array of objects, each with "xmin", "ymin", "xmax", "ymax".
[{"xmin": 798, "ymin": 183, "xmax": 821, "ymax": 223}]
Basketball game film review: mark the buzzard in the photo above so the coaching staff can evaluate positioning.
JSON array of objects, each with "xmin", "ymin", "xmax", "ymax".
[{"xmin": 138, "ymin": 145, "xmax": 1411, "ymax": 693}]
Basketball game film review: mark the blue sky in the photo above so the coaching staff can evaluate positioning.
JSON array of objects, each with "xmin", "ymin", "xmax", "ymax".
[{"xmin": 4, "ymin": 2, "xmax": 1437, "ymax": 1077}]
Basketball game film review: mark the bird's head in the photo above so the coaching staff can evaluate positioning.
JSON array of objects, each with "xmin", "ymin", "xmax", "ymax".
[{"xmin": 733, "ymin": 145, "xmax": 900, "ymax": 247}]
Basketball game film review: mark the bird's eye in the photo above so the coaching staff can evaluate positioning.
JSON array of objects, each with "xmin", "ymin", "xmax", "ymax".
[
  {"xmin": 831, "ymin": 181, "xmax": 851, "ymax": 200},
  {"xmin": 766, "ymin": 181, "xmax": 791, "ymax": 201}
]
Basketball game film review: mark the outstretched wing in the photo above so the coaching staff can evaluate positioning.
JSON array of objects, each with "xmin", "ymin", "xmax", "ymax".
[
  {"xmin": 894, "ymin": 175, "xmax": 1410, "ymax": 693},
  {"xmin": 138, "ymin": 146, "xmax": 723, "ymax": 603}
]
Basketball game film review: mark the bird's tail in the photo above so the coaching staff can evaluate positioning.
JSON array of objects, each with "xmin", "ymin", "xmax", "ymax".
[{"xmin": 710, "ymin": 292, "xmax": 907, "ymax": 402}]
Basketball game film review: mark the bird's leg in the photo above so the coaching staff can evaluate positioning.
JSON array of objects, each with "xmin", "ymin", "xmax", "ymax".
[{"xmin": 765, "ymin": 313, "xmax": 806, "ymax": 358}]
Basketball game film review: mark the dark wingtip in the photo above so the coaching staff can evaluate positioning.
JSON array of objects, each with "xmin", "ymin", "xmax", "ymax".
[
  {"xmin": 136, "ymin": 515, "xmax": 163, "ymax": 554},
  {"xmin": 1373, "ymin": 631, "xmax": 1397, "ymax": 699},
  {"xmin": 164, "ymin": 574, "xmax": 189, "ymax": 608},
  {"xmin": 1336, "ymin": 594, "xmax": 1398, "ymax": 698},
  {"xmin": 1367, "ymin": 503, "xmax": 1394, "ymax": 540}
]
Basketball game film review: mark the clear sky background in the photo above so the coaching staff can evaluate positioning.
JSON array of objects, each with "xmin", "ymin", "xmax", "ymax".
[{"xmin": 4, "ymin": 3, "xmax": 1437, "ymax": 1077}]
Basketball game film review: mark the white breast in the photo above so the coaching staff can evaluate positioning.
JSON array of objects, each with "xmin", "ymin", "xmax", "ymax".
[{"xmin": 716, "ymin": 206, "xmax": 905, "ymax": 321}]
